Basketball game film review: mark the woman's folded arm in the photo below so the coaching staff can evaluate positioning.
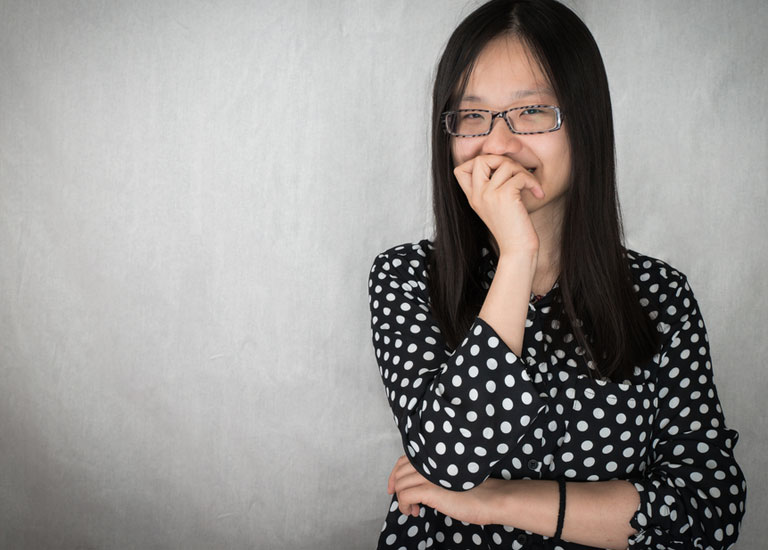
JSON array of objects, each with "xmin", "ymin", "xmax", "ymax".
[{"xmin": 369, "ymin": 245, "xmax": 547, "ymax": 489}]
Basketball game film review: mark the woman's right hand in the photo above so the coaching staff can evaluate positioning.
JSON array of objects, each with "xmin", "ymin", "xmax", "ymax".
[{"xmin": 453, "ymin": 154, "xmax": 544, "ymax": 256}]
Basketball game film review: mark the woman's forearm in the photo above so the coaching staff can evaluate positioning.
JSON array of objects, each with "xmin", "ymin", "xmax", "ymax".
[
  {"xmin": 478, "ymin": 252, "xmax": 537, "ymax": 356},
  {"xmin": 485, "ymin": 478, "xmax": 639, "ymax": 550},
  {"xmin": 391, "ymin": 457, "xmax": 640, "ymax": 549}
]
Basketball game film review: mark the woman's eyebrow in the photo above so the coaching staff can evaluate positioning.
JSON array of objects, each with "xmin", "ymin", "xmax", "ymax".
[{"xmin": 460, "ymin": 88, "xmax": 555, "ymax": 103}]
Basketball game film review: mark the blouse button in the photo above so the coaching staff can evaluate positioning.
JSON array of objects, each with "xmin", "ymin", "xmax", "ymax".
[
  {"xmin": 527, "ymin": 459, "xmax": 540, "ymax": 471},
  {"xmin": 516, "ymin": 533, "xmax": 528, "ymax": 545}
]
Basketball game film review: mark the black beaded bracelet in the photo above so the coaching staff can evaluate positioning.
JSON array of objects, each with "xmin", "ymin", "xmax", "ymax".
[{"xmin": 554, "ymin": 477, "xmax": 566, "ymax": 539}]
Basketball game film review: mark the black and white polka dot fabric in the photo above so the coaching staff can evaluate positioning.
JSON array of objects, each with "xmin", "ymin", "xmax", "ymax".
[{"xmin": 368, "ymin": 240, "xmax": 746, "ymax": 550}]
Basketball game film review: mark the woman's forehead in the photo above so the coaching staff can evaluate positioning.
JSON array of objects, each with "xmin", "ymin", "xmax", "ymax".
[{"xmin": 461, "ymin": 36, "xmax": 554, "ymax": 102}]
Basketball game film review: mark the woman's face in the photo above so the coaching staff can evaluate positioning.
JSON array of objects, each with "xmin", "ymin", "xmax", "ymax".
[{"xmin": 451, "ymin": 36, "xmax": 572, "ymax": 220}]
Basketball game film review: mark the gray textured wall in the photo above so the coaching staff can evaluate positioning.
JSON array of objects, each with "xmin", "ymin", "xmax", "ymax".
[{"xmin": 1, "ymin": 1, "xmax": 765, "ymax": 549}]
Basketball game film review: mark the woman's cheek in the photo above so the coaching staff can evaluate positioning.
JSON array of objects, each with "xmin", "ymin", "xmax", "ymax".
[{"xmin": 451, "ymin": 140, "xmax": 477, "ymax": 167}]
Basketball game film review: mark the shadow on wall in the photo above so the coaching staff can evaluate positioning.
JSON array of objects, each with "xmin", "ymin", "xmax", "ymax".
[{"xmin": 0, "ymin": 397, "xmax": 256, "ymax": 550}]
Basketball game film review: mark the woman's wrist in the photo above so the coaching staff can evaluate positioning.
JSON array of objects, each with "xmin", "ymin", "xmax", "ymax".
[
  {"xmin": 495, "ymin": 251, "xmax": 538, "ymax": 293},
  {"xmin": 480, "ymin": 478, "xmax": 525, "ymax": 526},
  {"xmin": 497, "ymin": 248, "xmax": 538, "ymax": 269},
  {"xmin": 478, "ymin": 251, "xmax": 537, "ymax": 356},
  {"xmin": 482, "ymin": 479, "xmax": 559, "ymax": 533},
  {"xmin": 481, "ymin": 478, "xmax": 639, "ymax": 548}
]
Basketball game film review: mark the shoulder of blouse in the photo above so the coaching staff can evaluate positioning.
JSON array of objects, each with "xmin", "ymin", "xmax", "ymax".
[
  {"xmin": 369, "ymin": 240, "xmax": 434, "ymax": 286},
  {"xmin": 372, "ymin": 240, "xmax": 434, "ymax": 264},
  {"xmin": 625, "ymin": 248, "xmax": 686, "ymax": 282},
  {"xmin": 624, "ymin": 248, "xmax": 694, "ymax": 305}
]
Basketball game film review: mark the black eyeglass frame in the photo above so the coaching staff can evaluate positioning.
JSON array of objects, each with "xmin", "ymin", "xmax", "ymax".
[{"xmin": 441, "ymin": 104, "xmax": 564, "ymax": 137}]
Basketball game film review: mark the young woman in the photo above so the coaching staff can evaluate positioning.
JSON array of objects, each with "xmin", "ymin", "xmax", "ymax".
[{"xmin": 367, "ymin": 1, "xmax": 746, "ymax": 549}]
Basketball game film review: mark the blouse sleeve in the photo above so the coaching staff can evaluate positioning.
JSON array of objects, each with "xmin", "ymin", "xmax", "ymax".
[
  {"xmin": 368, "ymin": 244, "xmax": 547, "ymax": 490},
  {"xmin": 626, "ymin": 274, "xmax": 746, "ymax": 550}
]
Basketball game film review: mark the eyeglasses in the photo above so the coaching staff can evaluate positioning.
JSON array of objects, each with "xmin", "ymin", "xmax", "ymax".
[{"xmin": 441, "ymin": 105, "xmax": 563, "ymax": 137}]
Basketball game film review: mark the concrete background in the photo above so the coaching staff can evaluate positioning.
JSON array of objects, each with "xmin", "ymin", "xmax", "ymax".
[{"xmin": 1, "ymin": 1, "xmax": 765, "ymax": 548}]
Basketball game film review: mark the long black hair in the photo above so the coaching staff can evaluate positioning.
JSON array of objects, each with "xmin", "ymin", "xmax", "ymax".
[{"xmin": 428, "ymin": 0, "xmax": 659, "ymax": 381}]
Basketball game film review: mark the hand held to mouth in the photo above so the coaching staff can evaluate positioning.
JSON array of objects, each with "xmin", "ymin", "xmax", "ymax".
[{"xmin": 453, "ymin": 154, "xmax": 544, "ymax": 258}]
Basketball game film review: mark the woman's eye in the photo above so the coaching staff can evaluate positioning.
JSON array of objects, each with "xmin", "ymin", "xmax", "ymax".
[
  {"xmin": 461, "ymin": 112, "xmax": 484, "ymax": 120},
  {"xmin": 520, "ymin": 108, "xmax": 544, "ymax": 116}
]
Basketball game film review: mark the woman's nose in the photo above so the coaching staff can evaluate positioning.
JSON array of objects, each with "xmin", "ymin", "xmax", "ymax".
[{"xmin": 480, "ymin": 115, "xmax": 524, "ymax": 155}]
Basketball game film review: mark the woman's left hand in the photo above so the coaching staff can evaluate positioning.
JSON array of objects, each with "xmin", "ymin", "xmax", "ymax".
[{"xmin": 387, "ymin": 455, "xmax": 505, "ymax": 526}]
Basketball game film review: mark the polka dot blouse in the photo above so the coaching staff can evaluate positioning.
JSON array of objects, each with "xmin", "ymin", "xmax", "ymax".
[{"xmin": 368, "ymin": 240, "xmax": 746, "ymax": 550}]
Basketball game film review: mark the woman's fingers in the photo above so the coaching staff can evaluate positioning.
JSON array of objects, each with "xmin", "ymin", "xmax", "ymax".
[
  {"xmin": 483, "ymin": 156, "xmax": 544, "ymax": 197},
  {"xmin": 456, "ymin": 154, "xmax": 543, "ymax": 201},
  {"xmin": 394, "ymin": 470, "xmax": 428, "ymax": 493},
  {"xmin": 387, "ymin": 455, "xmax": 410, "ymax": 494},
  {"xmin": 387, "ymin": 456, "xmax": 434, "ymax": 517},
  {"xmin": 397, "ymin": 484, "xmax": 429, "ymax": 516},
  {"xmin": 394, "ymin": 471, "xmax": 424, "ymax": 515},
  {"xmin": 392, "ymin": 461, "xmax": 425, "ymax": 496},
  {"xmin": 453, "ymin": 158, "xmax": 475, "ymax": 197},
  {"xmin": 394, "ymin": 471, "xmax": 434, "ymax": 516},
  {"xmin": 471, "ymin": 154, "xmax": 501, "ymax": 190},
  {"xmin": 499, "ymin": 170, "xmax": 545, "ymax": 200}
]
